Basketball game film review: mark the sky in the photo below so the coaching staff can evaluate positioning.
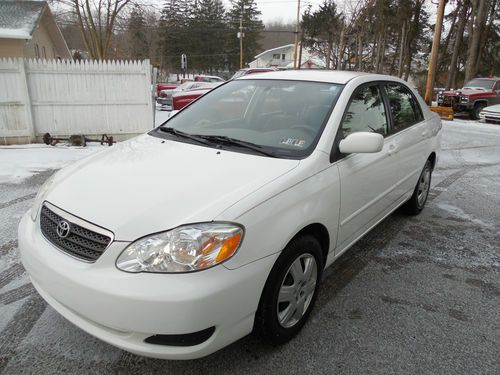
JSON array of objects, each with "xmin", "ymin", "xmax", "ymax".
[
  {"xmin": 235, "ymin": 0, "xmax": 438, "ymax": 25},
  {"xmin": 144, "ymin": 0, "xmax": 439, "ymax": 26},
  {"xmin": 251, "ymin": 0, "xmax": 325, "ymax": 23}
]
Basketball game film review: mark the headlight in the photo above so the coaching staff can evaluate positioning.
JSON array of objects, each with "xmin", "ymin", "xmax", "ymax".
[
  {"xmin": 30, "ymin": 174, "xmax": 56, "ymax": 221},
  {"xmin": 116, "ymin": 223, "xmax": 244, "ymax": 273},
  {"xmin": 460, "ymin": 96, "xmax": 469, "ymax": 103}
]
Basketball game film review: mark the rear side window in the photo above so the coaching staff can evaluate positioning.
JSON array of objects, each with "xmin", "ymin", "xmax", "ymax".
[
  {"xmin": 341, "ymin": 85, "xmax": 389, "ymax": 138},
  {"xmin": 385, "ymin": 83, "xmax": 423, "ymax": 132}
]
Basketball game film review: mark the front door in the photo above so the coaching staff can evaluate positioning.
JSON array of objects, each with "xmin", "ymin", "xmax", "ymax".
[{"xmin": 336, "ymin": 83, "xmax": 401, "ymax": 251}]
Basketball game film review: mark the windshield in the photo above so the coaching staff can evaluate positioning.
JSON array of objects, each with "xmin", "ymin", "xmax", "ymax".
[
  {"xmin": 155, "ymin": 79, "xmax": 343, "ymax": 158},
  {"xmin": 463, "ymin": 79, "xmax": 495, "ymax": 90}
]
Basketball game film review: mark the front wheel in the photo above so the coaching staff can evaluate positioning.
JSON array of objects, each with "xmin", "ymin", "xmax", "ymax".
[
  {"xmin": 403, "ymin": 160, "xmax": 432, "ymax": 215},
  {"xmin": 254, "ymin": 235, "xmax": 323, "ymax": 345},
  {"xmin": 470, "ymin": 103, "xmax": 486, "ymax": 120}
]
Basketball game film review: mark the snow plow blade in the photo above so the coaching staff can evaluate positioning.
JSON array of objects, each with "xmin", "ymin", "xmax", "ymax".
[{"xmin": 430, "ymin": 106, "xmax": 454, "ymax": 120}]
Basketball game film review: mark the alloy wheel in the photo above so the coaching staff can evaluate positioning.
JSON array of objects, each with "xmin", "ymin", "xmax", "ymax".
[
  {"xmin": 417, "ymin": 165, "xmax": 431, "ymax": 207},
  {"xmin": 277, "ymin": 253, "xmax": 318, "ymax": 328}
]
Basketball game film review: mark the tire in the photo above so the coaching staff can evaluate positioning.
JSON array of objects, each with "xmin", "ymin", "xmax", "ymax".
[
  {"xmin": 402, "ymin": 159, "xmax": 433, "ymax": 215},
  {"xmin": 254, "ymin": 235, "xmax": 323, "ymax": 345},
  {"xmin": 470, "ymin": 102, "xmax": 486, "ymax": 120}
]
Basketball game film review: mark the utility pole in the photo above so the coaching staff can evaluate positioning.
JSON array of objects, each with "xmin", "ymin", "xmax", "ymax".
[
  {"xmin": 298, "ymin": 30, "xmax": 304, "ymax": 69},
  {"xmin": 239, "ymin": 5, "xmax": 244, "ymax": 69},
  {"xmin": 424, "ymin": 0, "xmax": 446, "ymax": 105},
  {"xmin": 293, "ymin": 0, "xmax": 301, "ymax": 68}
]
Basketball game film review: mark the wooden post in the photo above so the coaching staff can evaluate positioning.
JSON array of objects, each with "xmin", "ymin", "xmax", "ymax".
[
  {"xmin": 239, "ymin": 16, "xmax": 243, "ymax": 69},
  {"xmin": 424, "ymin": 0, "xmax": 446, "ymax": 105},
  {"xmin": 293, "ymin": 0, "xmax": 301, "ymax": 69},
  {"xmin": 298, "ymin": 30, "xmax": 304, "ymax": 69}
]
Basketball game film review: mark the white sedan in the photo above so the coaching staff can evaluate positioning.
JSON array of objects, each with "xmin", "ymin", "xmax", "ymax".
[
  {"xmin": 19, "ymin": 71, "xmax": 441, "ymax": 360},
  {"xmin": 479, "ymin": 104, "xmax": 500, "ymax": 123}
]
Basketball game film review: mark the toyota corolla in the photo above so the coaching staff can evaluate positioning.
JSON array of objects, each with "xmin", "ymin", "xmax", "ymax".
[{"xmin": 19, "ymin": 71, "xmax": 441, "ymax": 359}]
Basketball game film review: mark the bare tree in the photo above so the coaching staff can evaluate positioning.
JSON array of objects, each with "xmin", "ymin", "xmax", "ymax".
[
  {"xmin": 59, "ymin": 0, "xmax": 133, "ymax": 59},
  {"xmin": 464, "ymin": 0, "xmax": 491, "ymax": 81}
]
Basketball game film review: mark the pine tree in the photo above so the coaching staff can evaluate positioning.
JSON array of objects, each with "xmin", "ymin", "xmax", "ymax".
[
  {"xmin": 127, "ymin": 5, "xmax": 149, "ymax": 60},
  {"xmin": 159, "ymin": 0, "xmax": 193, "ymax": 73},
  {"xmin": 226, "ymin": 0, "xmax": 264, "ymax": 72},
  {"xmin": 190, "ymin": 0, "xmax": 227, "ymax": 73}
]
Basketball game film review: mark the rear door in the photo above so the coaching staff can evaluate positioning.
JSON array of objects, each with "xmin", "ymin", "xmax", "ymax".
[{"xmin": 336, "ymin": 83, "xmax": 401, "ymax": 251}]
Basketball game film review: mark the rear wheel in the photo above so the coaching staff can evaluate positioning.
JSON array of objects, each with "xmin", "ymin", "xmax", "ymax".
[
  {"xmin": 254, "ymin": 235, "xmax": 323, "ymax": 345},
  {"xmin": 403, "ymin": 160, "xmax": 432, "ymax": 215},
  {"xmin": 470, "ymin": 102, "xmax": 486, "ymax": 120}
]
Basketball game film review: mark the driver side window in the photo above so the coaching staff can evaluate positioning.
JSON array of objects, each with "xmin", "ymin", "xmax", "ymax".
[{"xmin": 341, "ymin": 85, "xmax": 388, "ymax": 138}]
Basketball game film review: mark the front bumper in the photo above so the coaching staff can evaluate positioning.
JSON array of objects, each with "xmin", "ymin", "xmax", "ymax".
[
  {"xmin": 156, "ymin": 97, "xmax": 172, "ymax": 106},
  {"xmin": 479, "ymin": 110, "xmax": 500, "ymax": 123},
  {"xmin": 437, "ymin": 97, "xmax": 472, "ymax": 112},
  {"xmin": 18, "ymin": 212, "xmax": 277, "ymax": 359}
]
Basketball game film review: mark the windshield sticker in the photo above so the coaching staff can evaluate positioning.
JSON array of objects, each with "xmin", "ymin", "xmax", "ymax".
[{"xmin": 281, "ymin": 138, "xmax": 306, "ymax": 147}]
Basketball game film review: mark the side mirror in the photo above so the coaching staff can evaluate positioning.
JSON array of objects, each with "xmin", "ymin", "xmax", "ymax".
[{"xmin": 339, "ymin": 132, "xmax": 384, "ymax": 154}]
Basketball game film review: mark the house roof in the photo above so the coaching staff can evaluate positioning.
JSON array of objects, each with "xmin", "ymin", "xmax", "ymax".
[
  {"xmin": 0, "ymin": 1, "xmax": 47, "ymax": 39},
  {"xmin": 254, "ymin": 44, "xmax": 294, "ymax": 59}
]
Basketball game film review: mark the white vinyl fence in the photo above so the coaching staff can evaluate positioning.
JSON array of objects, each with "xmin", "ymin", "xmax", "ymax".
[{"xmin": 0, "ymin": 58, "xmax": 154, "ymax": 145}]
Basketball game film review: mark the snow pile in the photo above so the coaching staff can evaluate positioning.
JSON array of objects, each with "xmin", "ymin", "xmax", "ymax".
[{"xmin": 0, "ymin": 144, "xmax": 106, "ymax": 184}]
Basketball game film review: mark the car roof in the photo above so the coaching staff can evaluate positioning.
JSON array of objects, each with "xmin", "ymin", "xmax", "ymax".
[{"xmin": 236, "ymin": 70, "xmax": 400, "ymax": 85}]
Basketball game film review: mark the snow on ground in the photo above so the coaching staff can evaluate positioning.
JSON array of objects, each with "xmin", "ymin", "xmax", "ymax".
[
  {"xmin": 0, "ymin": 108, "xmax": 171, "ymax": 185},
  {"xmin": 0, "ymin": 144, "xmax": 106, "ymax": 184},
  {"xmin": 443, "ymin": 117, "xmax": 500, "ymax": 130},
  {"xmin": 1, "ymin": 114, "xmax": 495, "ymax": 185}
]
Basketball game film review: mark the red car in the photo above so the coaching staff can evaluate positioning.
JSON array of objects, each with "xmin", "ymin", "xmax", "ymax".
[
  {"xmin": 156, "ymin": 82, "xmax": 178, "ymax": 97},
  {"xmin": 172, "ymin": 82, "xmax": 222, "ymax": 110},
  {"xmin": 437, "ymin": 77, "xmax": 500, "ymax": 119},
  {"xmin": 193, "ymin": 75, "xmax": 225, "ymax": 83},
  {"xmin": 231, "ymin": 68, "xmax": 277, "ymax": 80}
]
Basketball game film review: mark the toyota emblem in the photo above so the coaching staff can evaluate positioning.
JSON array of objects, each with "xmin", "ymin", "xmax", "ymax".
[{"xmin": 56, "ymin": 220, "xmax": 71, "ymax": 238}]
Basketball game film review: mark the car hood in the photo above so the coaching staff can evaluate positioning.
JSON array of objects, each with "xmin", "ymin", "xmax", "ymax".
[
  {"xmin": 443, "ymin": 88, "xmax": 490, "ymax": 97},
  {"xmin": 482, "ymin": 104, "xmax": 500, "ymax": 112},
  {"xmin": 45, "ymin": 134, "xmax": 300, "ymax": 241}
]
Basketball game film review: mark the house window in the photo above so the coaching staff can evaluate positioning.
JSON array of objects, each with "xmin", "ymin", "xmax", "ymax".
[
  {"xmin": 35, "ymin": 44, "xmax": 40, "ymax": 58},
  {"xmin": 282, "ymin": 54, "xmax": 286, "ymax": 61},
  {"xmin": 272, "ymin": 54, "xmax": 280, "ymax": 59}
]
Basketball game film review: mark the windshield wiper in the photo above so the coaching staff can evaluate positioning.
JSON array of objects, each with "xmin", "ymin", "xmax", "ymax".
[
  {"xmin": 196, "ymin": 135, "xmax": 277, "ymax": 157},
  {"xmin": 158, "ymin": 127, "xmax": 211, "ymax": 145}
]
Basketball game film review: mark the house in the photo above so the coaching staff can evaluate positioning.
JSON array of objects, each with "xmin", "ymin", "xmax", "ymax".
[
  {"xmin": 0, "ymin": 1, "xmax": 71, "ymax": 59},
  {"xmin": 249, "ymin": 43, "xmax": 325, "ymax": 70}
]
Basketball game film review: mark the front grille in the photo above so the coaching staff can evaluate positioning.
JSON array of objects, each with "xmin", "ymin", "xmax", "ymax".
[{"xmin": 40, "ymin": 205, "xmax": 112, "ymax": 262}]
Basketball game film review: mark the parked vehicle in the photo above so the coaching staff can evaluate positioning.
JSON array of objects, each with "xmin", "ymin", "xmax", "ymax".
[
  {"xmin": 156, "ymin": 82, "xmax": 178, "ymax": 97},
  {"xmin": 20, "ymin": 71, "xmax": 441, "ymax": 360},
  {"xmin": 194, "ymin": 75, "xmax": 224, "ymax": 83},
  {"xmin": 172, "ymin": 83, "xmax": 222, "ymax": 110},
  {"xmin": 479, "ymin": 104, "xmax": 500, "ymax": 123},
  {"xmin": 231, "ymin": 68, "xmax": 277, "ymax": 80},
  {"xmin": 436, "ymin": 77, "xmax": 500, "ymax": 119},
  {"xmin": 157, "ymin": 81, "xmax": 217, "ymax": 108}
]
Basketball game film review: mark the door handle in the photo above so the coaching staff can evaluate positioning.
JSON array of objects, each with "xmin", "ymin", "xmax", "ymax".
[
  {"xmin": 422, "ymin": 130, "xmax": 429, "ymax": 137},
  {"xmin": 387, "ymin": 143, "xmax": 398, "ymax": 156}
]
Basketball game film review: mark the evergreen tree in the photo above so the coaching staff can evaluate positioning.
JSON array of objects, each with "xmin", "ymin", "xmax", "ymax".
[
  {"xmin": 159, "ymin": 0, "xmax": 193, "ymax": 73},
  {"xmin": 226, "ymin": 0, "xmax": 264, "ymax": 72},
  {"xmin": 190, "ymin": 0, "xmax": 227, "ymax": 73},
  {"xmin": 301, "ymin": 1, "xmax": 343, "ymax": 69},
  {"xmin": 126, "ymin": 5, "xmax": 149, "ymax": 60}
]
